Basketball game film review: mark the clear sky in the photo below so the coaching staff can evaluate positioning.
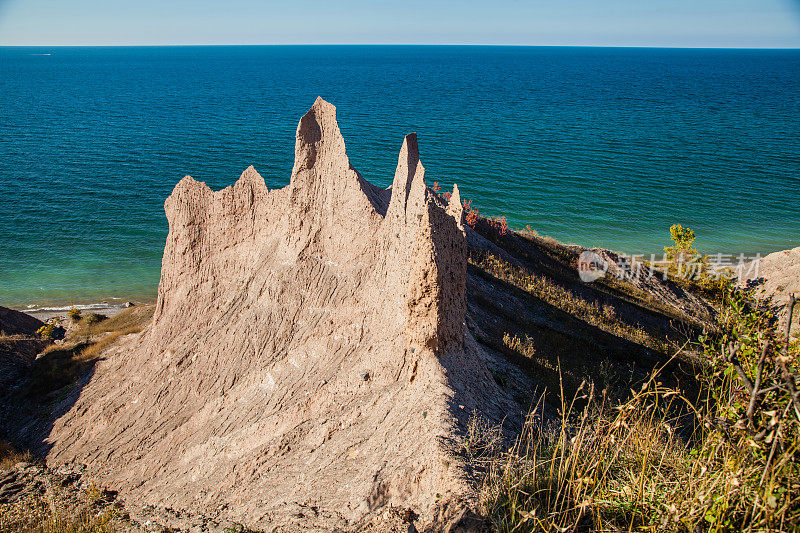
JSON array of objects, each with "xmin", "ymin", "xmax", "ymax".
[{"xmin": 0, "ymin": 0, "xmax": 798, "ymax": 47}]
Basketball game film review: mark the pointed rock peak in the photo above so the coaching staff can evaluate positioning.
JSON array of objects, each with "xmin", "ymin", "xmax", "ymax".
[
  {"xmin": 387, "ymin": 133, "xmax": 426, "ymax": 221},
  {"xmin": 400, "ymin": 133, "xmax": 420, "ymax": 170},
  {"xmin": 172, "ymin": 175, "xmax": 209, "ymax": 195},
  {"xmin": 291, "ymin": 97, "xmax": 349, "ymax": 181},
  {"xmin": 447, "ymin": 183, "xmax": 464, "ymax": 230},
  {"xmin": 450, "ymin": 183, "xmax": 461, "ymax": 205},
  {"xmin": 237, "ymin": 165, "xmax": 267, "ymax": 189},
  {"xmin": 177, "ymin": 174, "xmax": 198, "ymax": 186},
  {"xmin": 399, "ymin": 133, "xmax": 421, "ymax": 195},
  {"xmin": 312, "ymin": 95, "xmax": 334, "ymax": 112},
  {"xmin": 164, "ymin": 175, "xmax": 213, "ymax": 221},
  {"xmin": 406, "ymin": 156, "xmax": 427, "ymax": 218}
]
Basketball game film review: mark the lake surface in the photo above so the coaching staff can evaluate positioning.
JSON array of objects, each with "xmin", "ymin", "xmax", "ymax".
[{"xmin": 1, "ymin": 45, "xmax": 798, "ymax": 308}]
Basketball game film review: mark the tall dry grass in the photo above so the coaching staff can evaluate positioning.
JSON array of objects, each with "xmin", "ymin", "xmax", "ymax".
[
  {"xmin": 0, "ymin": 441, "xmax": 32, "ymax": 471},
  {"xmin": 481, "ymin": 291, "xmax": 800, "ymax": 532},
  {"xmin": 0, "ymin": 481, "xmax": 119, "ymax": 533}
]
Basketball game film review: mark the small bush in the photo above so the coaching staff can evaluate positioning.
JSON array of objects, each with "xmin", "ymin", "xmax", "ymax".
[
  {"xmin": 665, "ymin": 223, "xmax": 697, "ymax": 260},
  {"xmin": 463, "ymin": 199, "xmax": 479, "ymax": 228},
  {"xmin": 36, "ymin": 323, "xmax": 55, "ymax": 341},
  {"xmin": 661, "ymin": 225, "xmax": 734, "ymax": 301},
  {"xmin": 84, "ymin": 313, "xmax": 102, "ymax": 326},
  {"xmin": 67, "ymin": 306, "xmax": 81, "ymax": 321},
  {"xmin": 487, "ymin": 216, "xmax": 508, "ymax": 235}
]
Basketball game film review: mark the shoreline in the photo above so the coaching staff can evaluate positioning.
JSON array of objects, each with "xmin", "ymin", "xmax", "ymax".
[{"xmin": 16, "ymin": 298, "xmax": 155, "ymax": 321}]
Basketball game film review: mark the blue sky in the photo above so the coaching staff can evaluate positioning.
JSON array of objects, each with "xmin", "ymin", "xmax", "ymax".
[{"xmin": 0, "ymin": 0, "xmax": 798, "ymax": 47}]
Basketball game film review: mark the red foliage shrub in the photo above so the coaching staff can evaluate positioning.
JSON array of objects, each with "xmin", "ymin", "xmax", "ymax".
[
  {"xmin": 462, "ymin": 200, "xmax": 479, "ymax": 228},
  {"xmin": 497, "ymin": 216, "xmax": 508, "ymax": 235},
  {"xmin": 487, "ymin": 216, "xmax": 508, "ymax": 235}
]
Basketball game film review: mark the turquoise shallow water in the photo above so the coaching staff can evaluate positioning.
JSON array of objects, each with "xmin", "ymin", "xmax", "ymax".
[{"xmin": 1, "ymin": 46, "xmax": 799, "ymax": 308}]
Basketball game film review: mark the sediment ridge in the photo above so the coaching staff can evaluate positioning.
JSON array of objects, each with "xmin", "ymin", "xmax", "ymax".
[{"xmin": 43, "ymin": 98, "xmax": 519, "ymax": 531}]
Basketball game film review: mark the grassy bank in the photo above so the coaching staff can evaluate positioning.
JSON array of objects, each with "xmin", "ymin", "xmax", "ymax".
[{"xmin": 479, "ymin": 290, "xmax": 800, "ymax": 532}]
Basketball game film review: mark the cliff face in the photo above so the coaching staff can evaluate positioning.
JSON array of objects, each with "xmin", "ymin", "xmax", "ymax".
[{"xmin": 47, "ymin": 98, "xmax": 516, "ymax": 529}]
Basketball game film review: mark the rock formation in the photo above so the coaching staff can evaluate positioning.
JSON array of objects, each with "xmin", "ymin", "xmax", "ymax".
[
  {"xmin": 46, "ymin": 98, "xmax": 517, "ymax": 530},
  {"xmin": 740, "ymin": 246, "xmax": 800, "ymax": 328}
]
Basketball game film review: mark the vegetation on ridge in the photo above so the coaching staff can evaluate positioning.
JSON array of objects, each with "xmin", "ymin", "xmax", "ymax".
[
  {"xmin": 475, "ymin": 252, "xmax": 666, "ymax": 352},
  {"xmin": 474, "ymin": 223, "xmax": 800, "ymax": 532}
]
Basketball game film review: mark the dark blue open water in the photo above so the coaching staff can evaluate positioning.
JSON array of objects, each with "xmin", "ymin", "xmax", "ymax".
[{"xmin": 1, "ymin": 46, "xmax": 799, "ymax": 308}]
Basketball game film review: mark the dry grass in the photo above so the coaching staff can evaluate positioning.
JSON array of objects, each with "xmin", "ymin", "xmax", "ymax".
[
  {"xmin": 0, "ymin": 441, "xmax": 33, "ymax": 471},
  {"xmin": 502, "ymin": 332, "xmax": 560, "ymax": 374},
  {"xmin": 503, "ymin": 333, "xmax": 538, "ymax": 360},
  {"xmin": 0, "ymin": 306, "xmax": 157, "ymax": 529},
  {"xmin": 0, "ymin": 334, "xmax": 28, "ymax": 342},
  {"xmin": 0, "ymin": 482, "xmax": 120, "ymax": 533},
  {"xmin": 517, "ymin": 225, "xmax": 710, "ymax": 329},
  {"xmin": 77, "ymin": 325, "xmax": 141, "ymax": 362},
  {"xmin": 598, "ymin": 270, "xmax": 696, "ymax": 325},
  {"xmin": 520, "ymin": 225, "xmax": 564, "ymax": 250},
  {"xmin": 54, "ymin": 305, "xmax": 153, "ymax": 349},
  {"xmin": 481, "ymin": 375, "xmax": 799, "ymax": 531},
  {"xmin": 474, "ymin": 253, "xmax": 668, "ymax": 352},
  {"xmin": 481, "ymin": 291, "xmax": 800, "ymax": 532}
]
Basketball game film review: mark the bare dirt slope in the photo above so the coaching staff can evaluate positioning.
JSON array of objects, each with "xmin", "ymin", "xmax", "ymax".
[{"xmin": 45, "ymin": 98, "xmax": 520, "ymax": 531}]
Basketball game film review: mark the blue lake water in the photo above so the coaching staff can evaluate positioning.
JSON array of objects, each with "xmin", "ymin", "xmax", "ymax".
[{"xmin": 1, "ymin": 45, "xmax": 799, "ymax": 308}]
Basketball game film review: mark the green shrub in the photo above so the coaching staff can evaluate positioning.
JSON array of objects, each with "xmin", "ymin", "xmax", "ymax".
[
  {"xmin": 36, "ymin": 323, "xmax": 55, "ymax": 341},
  {"xmin": 84, "ymin": 313, "xmax": 101, "ymax": 326},
  {"xmin": 665, "ymin": 223, "xmax": 697, "ymax": 260},
  {"xmin": 67, "ymin": 306, "xmax": 81, "ymax": 321},
  {"xmin": 662, "ymin": 225, "xmax": 733, "ymax": 301}
]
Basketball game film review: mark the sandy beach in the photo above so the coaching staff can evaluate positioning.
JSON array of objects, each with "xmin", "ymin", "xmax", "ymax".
[{"xmin": 21, "ymin": 301, "xmax": 150, "ymax": 322}]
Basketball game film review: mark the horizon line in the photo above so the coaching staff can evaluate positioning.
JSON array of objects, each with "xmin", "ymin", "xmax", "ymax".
[{"xmin": 1, "ymin": 43, "xmax": 799, "ymax": 50}]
